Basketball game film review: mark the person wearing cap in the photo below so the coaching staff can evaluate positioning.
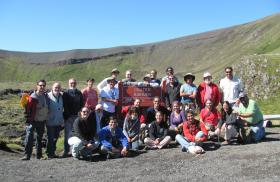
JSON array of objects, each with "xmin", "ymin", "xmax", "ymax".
[
  {"xmin": 237, "ymin": 92, "xmax": 265, "ymax": 142},
  {"xmin": 161, "ymin": 67, "xmax": 179, "ymax": 86},
  {"xmin": 220, "ymin": 66, "xmax": 244, "ymax": 109},
  {"xmin": 180, "ymin": 73, "xmax": 197, "ymax": 110},
  {"xmin": 62, "ymin": 78, "xmax": 84, "ymax": 158},
  {"xmin": 138, "ymin": 74, "xmax": 159, "ymax": 87},
  {"xmin": 100, "ymin": 77, "xmax": 119, "ymax": 122},
  {"xmin": 150, "ymin": 69, "xmax": 161, "ymax": 85},
  {"xmin": 196, "ymin": 72, "xmax": 221, "ymax": 110},
  {"xmin": 97, "ymin": 68, "xmax": 120, "ymax": 93},
  {"xmin": 82, "ymin": 78, "xmax": 98, "ymax": 111},
  {"xmin": 122, "ymin": 70, "xmax": 137, "ymax": 84}
]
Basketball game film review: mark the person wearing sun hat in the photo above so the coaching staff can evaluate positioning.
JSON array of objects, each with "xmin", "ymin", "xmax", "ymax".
[
  {"xmin": 137, "ymin": 73, "xmax": 159, "ymax": 87},
  {"xmin": 180, "ymin": 73, "xmax": 197, "ymax": 110},
  {"xmin": 237, "ymin": 92, "xmax": 265, "ymax": 142},
  {"xmin": 196, "ymin": 72, "xmax": 221, "ymax": 110},
  {"xmin": 97, "ymin": 68, "xmax": 120, "ymax": 93}
]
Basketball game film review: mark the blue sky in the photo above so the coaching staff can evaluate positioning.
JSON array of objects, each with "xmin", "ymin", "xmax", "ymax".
[{"xmin": 0, "ymin": 0, "xmax": 279, "ymax": 52}]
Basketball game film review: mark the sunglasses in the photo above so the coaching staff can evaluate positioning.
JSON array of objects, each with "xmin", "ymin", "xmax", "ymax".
[{"xmin": 38, "ymin": 84, "xmax": 46, "ymax": 87}]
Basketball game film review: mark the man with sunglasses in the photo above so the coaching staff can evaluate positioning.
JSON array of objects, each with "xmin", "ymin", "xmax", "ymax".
[
  {"xmin": 220, "ymin": 66, "xmax": 244, "ymax": 109},
  {"xmin": 62, "ymin": 78, "xmax": 84, "ymax": 157},
  {"xmin": 21, "ymin": 80, "xmax": 49, "ymax": 160}
]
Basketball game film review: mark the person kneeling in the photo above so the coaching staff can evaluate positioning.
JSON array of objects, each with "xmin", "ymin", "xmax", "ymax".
[
  {"xmin": 99, "ymin": 116, "xmax": 128, "ymax": 159},
  {"xmin": 68, "ymin": 107, "xmax": 99, "ymax": 160},
  {"xmin": 175, "ymin": 110, "xmax": 207, "ymax": 154},
  {"xmin": 144, "ymin": 111, "xmax": 172, "ymax": 149}
]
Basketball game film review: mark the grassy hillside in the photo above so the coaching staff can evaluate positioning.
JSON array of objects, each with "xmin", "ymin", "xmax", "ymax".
[{"xmin": 0, "ymin": 13, "xmax": 280, "ymax": 83}]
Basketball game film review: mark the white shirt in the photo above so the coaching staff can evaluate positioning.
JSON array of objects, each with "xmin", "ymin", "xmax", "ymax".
[
  {"xmin": 100, "ymin": 86, "xmax": 119, "ymax": 113},
  {"xmin": 220, "ymin": 76, "xmax": 243, "ymax": 103}
]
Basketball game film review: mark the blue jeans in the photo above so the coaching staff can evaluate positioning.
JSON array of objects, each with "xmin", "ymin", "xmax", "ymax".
[
  {"xmin": 64, "ymin": 116, "xmax": 76, "ymax": 155},
  {"xmin": 128, "ymin": 140, "xmax": 139, "ymax": 151},
  {"xmin": 175, "ymin": 131, "xmax": 204, "ymax": 149},
  {"xmin": 46, "ymin": 125, "xmax": 61, "ymax": 157},
  {"xmin": 250, "ymin": 121, "xmax": 265, "ymax": 142},
  {"xmin": 24, "ymin": 121, "xmax": 45, "ymax": 158}
]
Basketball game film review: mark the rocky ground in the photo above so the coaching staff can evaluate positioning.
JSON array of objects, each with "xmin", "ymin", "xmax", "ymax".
[{"xmin": 0, "ymin": 127, "xmax": 280, "ymax": 182}]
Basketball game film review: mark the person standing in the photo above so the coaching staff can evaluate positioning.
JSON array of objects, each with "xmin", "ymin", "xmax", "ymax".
[
  {"xmin": 165, "ymin": 75, "xmax": 181, "ymax": 110},
  {"xmin": 220, "ymin": 66, "xmax": 244, "ymax": 109},
  {"xmin": 180, "ymin": 73, "xmax": 197, "ymax": 110},
  {"xmin": 82, "ymin": 78, "xmax": 98, "ymax": 111},
  {"xmin": 46, "ymin": 82, "xmax": 64, "ymax": 159},
  {"xmin": 196, "ymin": 72, "xmax": 221, "ymax": 110},
  {"xmin": 21, "ymin": 80, "xmax": 49, "ymax": 160},
  {"xmin": 149, "ymin": 69, "xmax": 161, "ymax": 85},
  {"xmin": 122, "ymin": 70, "xmax": 137, "ymax": 84},
  {"xmin": 62, "ymin": 78, "xmax": 84, "ymax": 157},
  {"xmin": 97, "ymin": 68, "xmax": 120, "ymax": 93},
  {"xmin": 100, "ymin": 77, "xmax": 119, "ymax": 122}
]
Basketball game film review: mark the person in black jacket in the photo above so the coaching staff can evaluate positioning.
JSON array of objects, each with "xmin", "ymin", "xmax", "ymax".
[
  {"xmin": 144, "ymin": 111, "xmax": 171, "ymax": 149},
  {"xmin": 62, "ymin": 78, "xmax": 84, "ymax": 157},
  {"xmin": 68, "ymin": 107, "xmax": 99, "ymax": 160}
]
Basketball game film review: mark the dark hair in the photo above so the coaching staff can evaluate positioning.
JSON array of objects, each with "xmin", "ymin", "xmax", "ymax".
[
  {"xmin": 185, "ymin": 109, "xmax": 195, "ymax": 116},
  {"xmin": 87, "ymin": 78, "xmax": 95, "ymax": 82},
  {"xmin": 128, "ymin": 106, "xmax": 138, "ymax": 115},
  {"xmin": 37, "ymin": 79, "xmax": 46, "ymax": 85},
  {"xmin": 166, "ymin": 67, "xmax": 174, "ymax": 72},
  {"xmin": 221, "ymin": 101, "xmax": 233, "ymax": 121},
  {"xmin": 224, "ymin": 66, "xmax": 233, "ymax": 72}
]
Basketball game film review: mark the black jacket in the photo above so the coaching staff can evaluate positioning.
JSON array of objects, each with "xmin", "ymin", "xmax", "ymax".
[
  {"xmin": 148, "ymin": 121, "xmax": 169, "ymax": 141},
  {"xmin": 63, "ymin": 88, "xmax": 84, "ymax": 120}
]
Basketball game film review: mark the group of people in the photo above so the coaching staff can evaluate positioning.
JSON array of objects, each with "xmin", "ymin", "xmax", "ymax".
[{"xmin": 21, "ymin": 66, "xmax": 266, "ymax": 160}]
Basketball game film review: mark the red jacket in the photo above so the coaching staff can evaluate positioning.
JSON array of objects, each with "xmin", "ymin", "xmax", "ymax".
[
  {"xmin": 183, "ymin": 119, "xmax": 208, "ymax": 142},
  {"xmin": 25, "ymin": 95, "xmax": 39, "ymax": 123},
  {"xmin": 196, "ymin": 82, "xmax": 221, "ymax": 109},
  {"xmin": 121, "ymin": 105, "xmax": 145, "ymax": 124}
]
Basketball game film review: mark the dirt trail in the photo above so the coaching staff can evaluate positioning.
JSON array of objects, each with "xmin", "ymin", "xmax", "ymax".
[{"xmin": 1, "ymin": 128, "xmax": 280, "ymax": 182}]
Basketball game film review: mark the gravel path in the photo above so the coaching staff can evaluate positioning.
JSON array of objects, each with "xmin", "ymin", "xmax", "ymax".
[{"xmin": 1, "ymin": 128, "xmax": 280, "ymax": 182}]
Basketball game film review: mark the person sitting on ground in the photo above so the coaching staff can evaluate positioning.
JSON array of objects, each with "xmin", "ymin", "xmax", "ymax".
[
  {"xmin": 175, "ymin": 110, "xmax": 207, "ymax": 154},
  {"xmin": 99, "ymin": 116, "xmax": 128, "ymax": 159},
  {"xmin": 144, "ymin": 111, "xmax": 172, "ymax": 149},
  {"xmin": 21, "ymin": 79, "xmax": 49, "ymax": 160},
  {"xmin": 82, "ymin": 78, "xmax": 98, "ymax": 111},
  {"xmin": 46, "ymin": 82, "xmax": 64, "ymax": 159},
  {"xmin": 180, "ymin": 73, "xmax": 197, "ymax": 111},
  {"xmin": 196, "ymin": 72, "xmax": 221, "ymax": 110},
  {"xmin": 199, "ymin": 99, "xmax": 221, "ymax": 138},
  {"xmin": 138, "ymin": 74, "xmax": 160, "ymax": 87},
  {"xmin": 150, "ymin": 69, "xmax": 161, "ymax": 85},
  {"xmin": 62, "ymin": 78, "xmax": 84, "ymax": 157},
  {"xmin": 161, "ymin": 67, "xmax": 179, "ymax": 86},
  {"xmin": 100, "ymin": 77, "xmax": 119, "ymax": 122},
  {"xmin": 215, "ymin": 101, "xmax": 239, "ymax": 145},
  {"xmin": 68, "ymin": 107, "xmax": 99, "ymax": 160},
  {"xmin": 168, "ymin": 101, "xmax": 185, "ymax": 139},
  {"xmin": 122, "ymin": 69, "xmax": 137, "ymax": 84},
  {"xmin": 97, "ymin": 68, "xmax": 120, "ymax": 93},
  {"xmin": 121, "ymin": 98, "xmax": 145, "ymax": 125},
  {"xmin": 165, "ymin": 75, "xmax": 182, "ymax": 111},
  {"xmin": 95, "ymin": 104, "xmax": 106, "ymax": 129},
  {"xmin": 123, "ymin": 107, "xmax": 141, "ymax": 151},
  {"xmin": 146, "ymin": 96, "xmax": 170, "ymax": 125},
  {"xmin": 237, "ymin": 92, "xmax": 265, "ymax": 143}
]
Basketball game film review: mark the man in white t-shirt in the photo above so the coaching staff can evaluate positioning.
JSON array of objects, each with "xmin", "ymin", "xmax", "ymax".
[
  {"xmin": 219, "ymin": 66, "xmax": 244, "ymax": 108},
  {"xmin": 100, "ymin": 77, "xmax": 119, "ymax": 122}
]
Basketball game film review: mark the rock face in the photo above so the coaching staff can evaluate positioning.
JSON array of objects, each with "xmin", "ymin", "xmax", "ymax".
[{"xmin": 232, "ymin": 54, "xmax": 280, "ymax": 100}]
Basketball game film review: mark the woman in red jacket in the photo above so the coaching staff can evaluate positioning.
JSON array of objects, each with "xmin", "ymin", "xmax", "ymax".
[{"xmin": 175, "ymin": 110, "xmax": 207, "ymax": 153}]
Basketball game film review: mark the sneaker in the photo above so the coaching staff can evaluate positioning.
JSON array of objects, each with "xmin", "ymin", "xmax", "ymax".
[
  {"xmin": 20, "ymin": 156, "xmax": 30, "ymax": 160},
  {"xmin": 181, "ymin": 147, "xmax": 187, "ymax": 152},
  {"xmin": 221, "ymin": 140, "xmax": 230, "ymax": 146}
]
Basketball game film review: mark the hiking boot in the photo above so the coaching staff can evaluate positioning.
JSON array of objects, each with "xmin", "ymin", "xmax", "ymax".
[
  {"xmin": 181, "ymin": 147, "xmax": 187, "ymax": 152},
  {"xmin": 20, "ymin": 155, "xmax": 30, "ymax": 161}
]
